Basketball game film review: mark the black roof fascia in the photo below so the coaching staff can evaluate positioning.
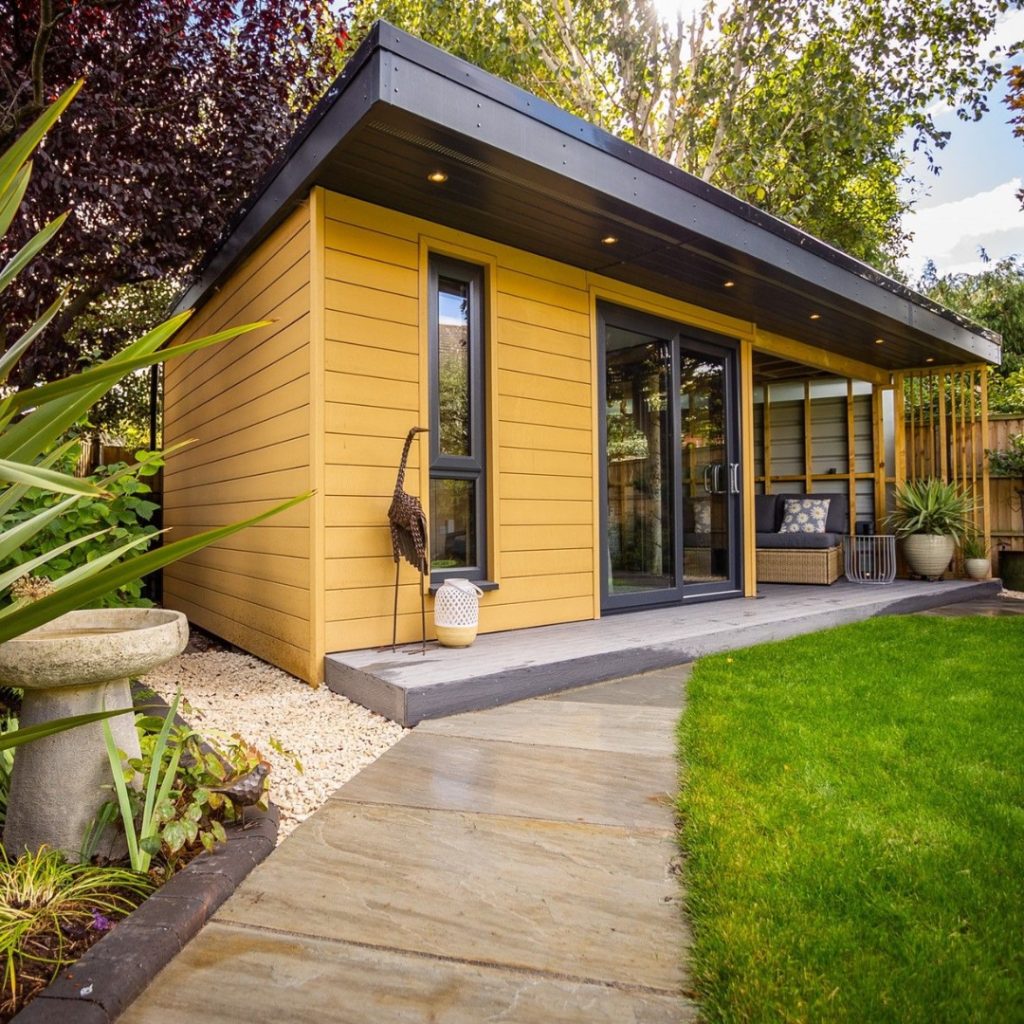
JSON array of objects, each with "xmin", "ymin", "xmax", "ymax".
[{"xmin": 177, "ymin": 21, "xmax": 999, "ymax": 365}]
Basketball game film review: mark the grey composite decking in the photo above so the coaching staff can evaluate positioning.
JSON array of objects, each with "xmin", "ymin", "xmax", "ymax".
[{"xmin": 325, "ymin": 579, "xmax": 1001, "ymax": 726}]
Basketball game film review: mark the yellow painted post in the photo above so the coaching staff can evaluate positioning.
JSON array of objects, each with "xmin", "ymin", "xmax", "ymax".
[
  {"xmin": 846, "ymin": 378, "xmax": 856, "ymax": 531},
  {"xmin": 803, "ymin": 380, "xmax": 813, "ymax": 492},
  {"xmin": 938, "ymin": 374, "xmax": 948, "ymax": 480},
  {"xmin": 763, "ymin": 382, "xmax": 773, "ymax": 494},
  {"xmin": 969, "ymin": 369, "xmax": 979, "ymax": 531},
  {"xmin": 307, "ymin": 187, "xmax": 327, "ymax": 686},
  {"xmin": 893, "ymin": 374, "xmax": 906, "ymax": 490},
  {"xmin": 740, "ymin": 338, "xmax": 757, "ymax": 597},
  {"xmin": 872, "ymin": 384, "xmax": 886, "ymax": 528},
  {"xmin": 980, "ymin": 365, "xmax": 992, "ymax": 554}
]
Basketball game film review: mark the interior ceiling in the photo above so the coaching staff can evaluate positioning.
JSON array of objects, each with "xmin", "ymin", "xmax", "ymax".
[{"xmin": 312, "ymin": 110, "xmax": 989, "ymax": 372}]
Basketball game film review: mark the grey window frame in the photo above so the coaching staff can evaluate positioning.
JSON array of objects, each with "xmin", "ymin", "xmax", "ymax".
[{"xmin": 428, "ymin": 254, "xmax": 487, "ymax": 584}]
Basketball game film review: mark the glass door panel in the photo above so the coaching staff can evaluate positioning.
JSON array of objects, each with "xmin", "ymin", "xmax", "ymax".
[
  {"xmin": 604, "ymin": 330, "xmax": 675, "ymax": 599},
  {"xmin": 679, "ymin": 353, "xmax": 731, "ymax": 586}
]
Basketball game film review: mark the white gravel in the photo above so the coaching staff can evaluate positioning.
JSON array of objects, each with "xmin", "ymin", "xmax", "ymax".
[{"xmin": 143, "ymin": 630, "xmax": 407, "ymax": 841}]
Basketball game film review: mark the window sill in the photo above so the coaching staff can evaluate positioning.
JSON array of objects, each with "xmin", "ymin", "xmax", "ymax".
[{"xmin": 428, "ymin": 580, "xmax": 499, "ymax": 596}]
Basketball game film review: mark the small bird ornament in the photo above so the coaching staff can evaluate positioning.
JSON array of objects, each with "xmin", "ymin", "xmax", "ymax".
[{"xmin": 210, "ymin": 760, "xmax": 271, "ymax": 826}]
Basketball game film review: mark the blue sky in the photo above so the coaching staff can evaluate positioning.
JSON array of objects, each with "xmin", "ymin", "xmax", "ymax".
[{"xmin": 900, "ymin": 9, "xmax": 1024, "ymax": 282}]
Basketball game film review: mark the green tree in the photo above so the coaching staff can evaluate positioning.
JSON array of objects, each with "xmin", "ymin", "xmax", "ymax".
[
  {"xmin": 918, "ymin": 256, "xmax": 1024, "ymax": 413},
  {"xmin": 349, "ymin": 0, "xmax": 1019, "ymax": 271}
]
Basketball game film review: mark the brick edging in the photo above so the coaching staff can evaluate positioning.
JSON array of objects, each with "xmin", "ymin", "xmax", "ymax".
[{"xmin": 10, "ymin": 800, "xmax": 279, "ymax": 1023}]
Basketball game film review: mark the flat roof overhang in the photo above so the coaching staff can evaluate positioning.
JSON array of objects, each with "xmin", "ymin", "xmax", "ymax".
[{"xmin": 180, "ymin": 22, "xmax": 1000, "ymax": 371}]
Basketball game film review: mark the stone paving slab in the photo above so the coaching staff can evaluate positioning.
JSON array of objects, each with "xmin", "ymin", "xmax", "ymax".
[
  {"xmin": 120, "ymin": 921, "xmax": 694, "ymax": 1024},
  {"xmin": 415, "ymin": 700, "xmax": 679, "ymax": 757},
  {"xmin": 547, "ymin": 668, "xmax": 689, "ymax": 707},
  {"xmin": 331, "ymin": 730, "xmax": 678, "ymax": 830},
  {"xmin": 214, "ymin": 801, "xmax": 687, "ymax": 992}
]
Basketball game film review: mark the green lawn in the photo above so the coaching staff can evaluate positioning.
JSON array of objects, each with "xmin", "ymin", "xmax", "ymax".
[{"xmin": 678, "ymin": 615, "xmax": 1024, "ymax": 1024}]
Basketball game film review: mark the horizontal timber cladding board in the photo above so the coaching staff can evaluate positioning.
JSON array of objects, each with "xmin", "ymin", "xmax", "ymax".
[
  {"xmin": 325, "ymin": 249, "xmax": 418, "ymax": 296},
  {"xmin": 161, "ymin": 466, "xmax": 310, "ymax": 509},
  {"xmin": 498, "ymin": 446, "xmax": 593, "ymax": 477},
  {"xmin": 164, "ymin": 589, "xmax": 310, "ymax": 681},
  {"xmin": 324, "ymin": 464, "xmax": 420, "ymax": 498},
  {"xmin": 164, "ymin": 406, "xmax": 310, "ymax": 469},
  {"xmin": 496, "ymin": 266, "xmax": 590, "ymax": 312},
  {"xmin": 501, "ymin": 524, "xmax": 596, "ymax": 552},
  {"xmin": 328, "ymin": 372, "xmax": 419, "ymax": 411},
  {"xmin": 179, "ymin": 546, "xmax": 311, "ymax": 590},
  {"xmin": 325, "ymin": 433, "xmax": 423, "ymax": 468},
  {"xmin": 325, "ymin": 573, "xmax": 593, "ymax": 624},
  {"xmin": 167, "ymin": 257, "xmax": 311, "ymax": 402},
  {"xmin": 165, "ymin": 305, "xmax": 311, "ymax": 420},
  {"xmin": 325, "ymin": 279, "xmax": 418, "ymax": 324},
  {"xmin": 326, "ymin": 526, "xmax": 395, "ymax": 560},
  {"xmin": 168, "ymin": 561, "xmax": 310, "ymax": 620},
  {"xmin": 500, "ymin": 499, "xmax": 593, "ymax": 526},
  {"xmin": 497, "ymin": 369, "xmax": 590, "ymax": 407},
  {"xmin": 325, "ymin": 310, "xmax": 418, "ymax": 353},
  {"xmin": 162, "ymin": 437, "xmax": 310, "ymax": 490},
  {"xmin": 162, "ymin": 577, "xmax": 310, "ymax": 649},
  {"xmin": 500, "ymin": 473, "xmax": 593, "ymax": 501},
  {"xmin": 325, "ymin": 218, "xmax": 420, "ymax": 267},
  {"xmin": 497, "ymin": 293, "xmax": 590, "ymax": 337},
  {"xmin": 498, "ymin": 394, "xmax": 592, "ymax": 430},
  {"xmin": 324, "ymin": 594, "xmax": 596, "ymax": 652},
  {"xmin": 162, "ymin": 497, "xmax": 310, "ymax": 529},
  {"xmin": 498, "ymin": 422, "xmax": 592, "ymax": 454},
  {"xmin": 325, "ymin": 404, "xmax": 424, "ymax": 440},
  {"xmin": 326, "ymin": 496, "xmax": 420, "ymax": 529},
  {"xmin": 497, "ymin": 344, "xmax": 590, "ymax": 383},
  {"xmin": 167, "ymin": 370, "xmax": 310, "ymax": 443},
  {"xmin": 325, "ymin": 342, "xmax": 418, "ymax": 381},
  {"xmin": 498, "ymin": 317, "xmax": 592, "ymax": 361},
  {"xmin": 172, "ymin": 525, "xmax": 312, "ymax": 559}
]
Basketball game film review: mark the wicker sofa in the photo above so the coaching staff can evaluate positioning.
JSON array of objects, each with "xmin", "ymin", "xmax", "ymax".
[{"xmin": 755, "ymin": 492, "xmax": 847, "ymax": 585}]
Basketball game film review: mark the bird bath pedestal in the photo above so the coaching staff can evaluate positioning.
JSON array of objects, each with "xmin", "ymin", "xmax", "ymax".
[{"xmin": 0, "ymin": 609, "xmax": 188, "ymax": 859}]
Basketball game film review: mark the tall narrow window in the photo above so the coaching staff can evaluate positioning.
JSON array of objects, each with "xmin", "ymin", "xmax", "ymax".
[{"xmin": 429, "ymin": 255, "xmax": 486, "ymax": 582}]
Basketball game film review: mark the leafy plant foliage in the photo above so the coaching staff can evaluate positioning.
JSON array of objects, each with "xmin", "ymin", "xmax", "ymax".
[
  {"xmin": 887, "ymin": 477, "xmax": 974, "ymax": 540},
  {"xmin": 0, "ymin": 448, "xmax": 163, "ymax": 607},
  {"xmin": 0, "ymin": 1, "xmax": 349, "ymax": 388}
]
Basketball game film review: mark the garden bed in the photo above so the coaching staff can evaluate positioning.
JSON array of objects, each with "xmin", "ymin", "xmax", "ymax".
[{"xmin": 10, "ymin": 804, "xmax": 278, "ymax": 1024}]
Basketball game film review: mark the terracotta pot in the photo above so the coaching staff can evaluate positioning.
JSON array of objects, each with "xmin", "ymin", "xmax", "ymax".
[
  {"xmin": 964, "ymin": 557, "xmax": 991, "ymax": 580},
  {"xmin": 902, "ymin": 534, "xmax": 955, "ymax": 581}
]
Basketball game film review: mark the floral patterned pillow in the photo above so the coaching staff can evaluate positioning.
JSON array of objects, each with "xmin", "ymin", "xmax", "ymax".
[{"xmin": 779, "ymin": 497, "xmax": 831, "ymax": 534}]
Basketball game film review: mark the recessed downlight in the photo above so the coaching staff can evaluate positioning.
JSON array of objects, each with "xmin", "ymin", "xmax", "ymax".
[
  {"xmin": 809, "ymin": 313, "xmax": 821, "ymax": 320},
  {"xmin": 723, "ymin": 280, "xmax": 736, "ymax": 288},
  {"xmin": 601, "ymin": 235, "xmax": 619, "ymax": 245},
  {"xmin": 925, "ymin": 356, "xmax": 935, "ymax": 363},
  {"xmin": 874, "ymin": 337, "xmax": 885, "ymax": 345},
  {"xmin": 426, "ymin": 170, "xmax": 448, "ymax": 183}
]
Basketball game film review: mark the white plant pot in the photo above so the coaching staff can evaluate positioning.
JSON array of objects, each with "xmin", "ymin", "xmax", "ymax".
[
  {"xmin": 964, "ymin": 557, "xmax": 991, "ymax": 580},
  {"xmin": 902, "ymin": 534, "xmax": 955, "ymax": 581}
]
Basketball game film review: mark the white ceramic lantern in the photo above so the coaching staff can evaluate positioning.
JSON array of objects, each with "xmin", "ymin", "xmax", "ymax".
[{"xmin": 434, "ymin": 579, "xmax": 484, "ymax": 647}]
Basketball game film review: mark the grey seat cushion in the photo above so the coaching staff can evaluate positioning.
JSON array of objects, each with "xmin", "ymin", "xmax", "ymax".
[
  {"xmin": 756, "ymin": 531, "xmax": 842, "ymax": 550},
  {"xmin": 778, "ymin": 492, "xmax": 848, "ymax": 535},
  {"xmin": 755, "ymin": 494, "xmax": 780, "ymax": 533}
]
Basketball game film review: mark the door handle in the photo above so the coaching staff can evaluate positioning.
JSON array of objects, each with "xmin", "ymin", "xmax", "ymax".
[
  {"xmin": 729, "ymin": 463, "xmax": 740, "ymax": 494},
  {"xmin": 703, "ymin": 465, "xmax": 713, "ymax": 494},
  {"xmin": 713, "ymin": 463, "xmax": 722, "ymax": 493}
]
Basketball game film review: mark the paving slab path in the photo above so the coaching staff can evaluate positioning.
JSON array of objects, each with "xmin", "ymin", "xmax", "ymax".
[{"xmin": 121, "ymin": 667, "xmax": 697, "ymax": 1024}]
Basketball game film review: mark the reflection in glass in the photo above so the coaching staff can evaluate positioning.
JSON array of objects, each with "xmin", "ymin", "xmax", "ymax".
[
  {"xmin": 680, "ymin": 355, "xmax": 729, "ymax": 584},
  {"xmin": 605, "ymin": 334, "xmax": 673, "ymax": 594},
  {"xmin": 430, "ymin": 478, "xmax": 476, "ymax": 570},
  {"xmin": 437, "ymin": 277, "xmax": 470, "ymax": 456}
]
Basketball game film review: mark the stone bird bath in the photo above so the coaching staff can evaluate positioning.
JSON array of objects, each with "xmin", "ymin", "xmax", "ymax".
[{"xmin": 0, "ymin": 609, "xmax": 188, "ymax": 859}]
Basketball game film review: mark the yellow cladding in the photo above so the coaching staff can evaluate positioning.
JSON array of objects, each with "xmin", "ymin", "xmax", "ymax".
[
  {"xmin": 162, "ymin": 202, "xmax": 315, "ymax": 682},
  {"xmin": 165, "ymin": 182, "xmax": 903, "ymax": 677},
  {"xmin": 322, "ymin": 192, "xmax": 599, "ymax": 650}
]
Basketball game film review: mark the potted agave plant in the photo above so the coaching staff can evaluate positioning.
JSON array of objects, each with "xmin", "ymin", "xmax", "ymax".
[
  {"xmin": 961, "ymin": 531, "xmax": 991, "ymax": 581},
  {"xmin": 887, "ymin": 478, "xmax": 973, "ymax": 581}
]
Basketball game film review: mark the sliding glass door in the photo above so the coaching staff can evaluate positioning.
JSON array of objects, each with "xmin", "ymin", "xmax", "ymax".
[{"xmin": 600, "ymin": 304, "xmax": 742, "ymax": 611}]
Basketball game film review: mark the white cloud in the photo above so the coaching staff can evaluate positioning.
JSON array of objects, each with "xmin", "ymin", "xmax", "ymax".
[{"xmin": 903, "ymin": 178, "xmax": 1024, "ymax": 278}]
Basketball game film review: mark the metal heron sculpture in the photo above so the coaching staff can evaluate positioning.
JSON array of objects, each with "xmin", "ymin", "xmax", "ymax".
[{"xmin": 388, "ymin": 426, "xmax": 429, "ymax": 653}]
